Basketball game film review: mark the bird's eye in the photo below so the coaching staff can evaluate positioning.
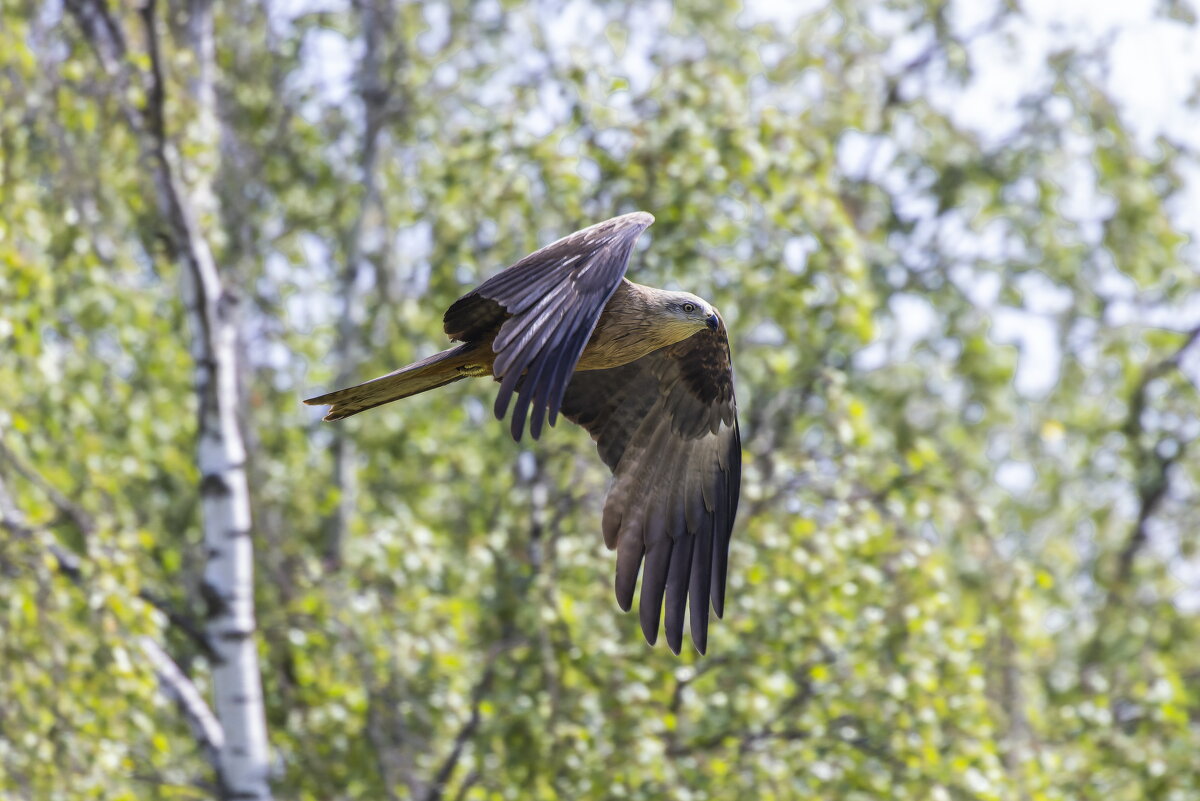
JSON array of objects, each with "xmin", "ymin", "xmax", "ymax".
[{"xmin": 682, "ymin": 302, "xmax": 696, "ymax": 313}]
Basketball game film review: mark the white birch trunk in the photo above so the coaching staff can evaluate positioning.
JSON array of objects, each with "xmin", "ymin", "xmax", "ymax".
[
  {"xmin": 188, "ymin": 264, "xmax": 272, "ymax": 799},
  {"xmin": 176, "ymin": 2, "xmax": 273, "ymax": 797},
  {"xmin": 66, "ymin": 1, "xmax": 273, "ymax": 795}
]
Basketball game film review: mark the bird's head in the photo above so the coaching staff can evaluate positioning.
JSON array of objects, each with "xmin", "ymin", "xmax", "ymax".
[{"xmin": 662, "ymin": 291, "xmax": 721, "ymax": 336}]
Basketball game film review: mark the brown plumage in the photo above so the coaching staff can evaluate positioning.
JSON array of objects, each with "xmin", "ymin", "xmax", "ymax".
[{"xmin": 304, "ymin": 212, "xmax": 741, "ymax": 654}]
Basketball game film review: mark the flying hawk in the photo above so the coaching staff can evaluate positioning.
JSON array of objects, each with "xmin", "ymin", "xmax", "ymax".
[{"xmin": 305, "ymin": 212, "xmax": 741, "ymax": 654}]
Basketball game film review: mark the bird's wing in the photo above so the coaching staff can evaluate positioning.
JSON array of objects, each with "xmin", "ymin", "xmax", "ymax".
[
  {"xmin": 560, "ymin": 319, "xmax": 740, "ymax": 655},
  {"xmin": 443, "ymin": 211, "xmax": 654, "ymax": 441}
]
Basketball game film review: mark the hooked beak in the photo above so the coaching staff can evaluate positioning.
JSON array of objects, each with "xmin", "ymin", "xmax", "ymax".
[{"xmin": 705, "ymin": 312, "xmax": 720, "ymax": 331}]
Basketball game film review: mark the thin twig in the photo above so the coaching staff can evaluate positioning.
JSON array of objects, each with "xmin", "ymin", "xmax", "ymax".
[
  {"xmin": 138, "ymin": 589, "xmax": 218, "ymax": 662},
  {"xmin": 425, "ymin": 639, "xmax": 524, "ymax": 801},
  {"xmin": 0, "ymin": 436, "xmax": 97, "ymax": 536},
  {"xmin": 140, "ymin": 636, "xmax": 225, "ymax": 765},
  {"xmin": 1113, "ymin": 323, "xmax": 1200, "ymax": 588},
  {"xmin": 0, "ymin": 472, "xmax": 219, "ymax": 770},
  {"xmin": 450, "ymin": 771, "xmax": 480, "ymax": 801},
  {"xmin": 1080, "ymin": 324, "xmax": 1200, "ymax": 672},
  {"xmin": 0, "ymin": 472, "xmax": 84, "ymax": 582}
]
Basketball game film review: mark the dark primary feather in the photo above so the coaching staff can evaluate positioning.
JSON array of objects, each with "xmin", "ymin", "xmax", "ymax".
[
  {"xmin": 561, "ymin": 321, "xmax": 740, "ymax": 654},
  {"xmin": 442, "ymin": 211, "xmax": 655, "ymax": 440}
]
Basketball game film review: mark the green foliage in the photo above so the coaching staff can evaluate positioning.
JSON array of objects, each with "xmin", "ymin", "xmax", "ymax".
[{"xmin": 1, "ymin": 0, "xmax": 1198, "ymax": 799}]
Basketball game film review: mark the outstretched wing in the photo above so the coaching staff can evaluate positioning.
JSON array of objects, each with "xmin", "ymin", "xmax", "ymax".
[
  {"xmin": 443, "ymin": 211, "xmax": 655, "ymax": 441},
  {"xmin": 560, "ymin": 319, "xmax": 740, "ymax": 655}
]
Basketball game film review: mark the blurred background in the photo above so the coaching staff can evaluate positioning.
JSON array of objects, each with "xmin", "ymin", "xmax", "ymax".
[{"xmin": 2, "ymin": 0, "xmax": 1199, "ymax": 799}]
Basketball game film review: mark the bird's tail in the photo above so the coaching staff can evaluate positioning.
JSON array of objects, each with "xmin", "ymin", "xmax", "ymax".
[{"xmin": 304, "ymin": 341, "xmax": 491, "ymax": 421}]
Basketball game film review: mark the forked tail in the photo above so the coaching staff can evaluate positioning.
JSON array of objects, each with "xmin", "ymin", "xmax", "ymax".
[{"xmin": 304, "ymin": 342, "xmax": 490, "ymax": 421}]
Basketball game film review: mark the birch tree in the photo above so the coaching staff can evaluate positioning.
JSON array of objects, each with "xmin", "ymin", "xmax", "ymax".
[
  {"xmin": 144, "ymin": 2, "xmax": 273, "ymax": 796},
  {"xmin": 64, "ymin": 0, "xmax": 273, "ymax": 796}
]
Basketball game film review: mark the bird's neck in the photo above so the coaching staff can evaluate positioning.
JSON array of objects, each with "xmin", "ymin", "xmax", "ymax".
[{"xmin": 575, "ymin": 281, "xmax": 693, "ymax": 371}]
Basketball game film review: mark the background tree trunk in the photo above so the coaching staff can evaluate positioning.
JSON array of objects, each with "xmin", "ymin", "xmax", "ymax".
[{"xmin": 146, "ymin": 1, "xmax": 273, "ymax": 796}]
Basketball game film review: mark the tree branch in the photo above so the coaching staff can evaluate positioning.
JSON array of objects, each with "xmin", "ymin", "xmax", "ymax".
[
  {"xmin": 425, "ymin": 640, "xmax": 523, "ymax": 801},
  {"xmin": 450, "ymin": 771, "xmax": 480, "ymax": 801},
  {"xmin": 1113, "ymin": 323, "xmax": 1200, "ymax": 588},
  {"xmin": 140, "ymin": 636, "xmax": 225, "ymax": 767},
  {"xmin": 0, "ymin": 438, "xmax": 214, "ymax": 657},
  {"xmin": 138, "ymin": 589, "xmax": 219, "ymax": 662},
  {"xmin": 0, "ymin": 469, "xmax": 83, "ymax": 582},
  {"xmin": 0, "ymin": 435, "xmax": 97, "ymax": 537},
  {"xmin": 1082, "ymin": 324, "xmax": 1200, "ymax": 673},
  {"xmin": 0, "ymin": 470, "xmax": 222, "ymax": 770},
  {"xmin": 665, "ymin": 659, "xmax": 819, "ymax": 758}
]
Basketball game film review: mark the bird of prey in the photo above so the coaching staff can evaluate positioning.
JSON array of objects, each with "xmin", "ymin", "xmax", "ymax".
[{"xmin": 305, "ymin": 212, "xmax": 740, "ymax": 654}]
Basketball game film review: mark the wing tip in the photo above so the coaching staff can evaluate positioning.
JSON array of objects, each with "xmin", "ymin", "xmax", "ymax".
[
  {"xmin": 665, "ymin": 626, "xmax": 683, "ymax": 655},
  {"xmin": 620, "ymin": 210, "xmax": 655, "ymax": 228}
]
